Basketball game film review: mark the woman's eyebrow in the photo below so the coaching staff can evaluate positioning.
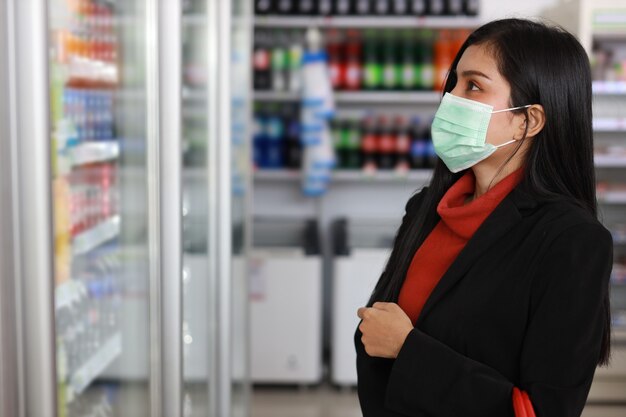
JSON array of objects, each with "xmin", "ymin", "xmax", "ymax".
[{"xmin": 456, "ymin": 69, "xmax": 492, "ymax": 81}]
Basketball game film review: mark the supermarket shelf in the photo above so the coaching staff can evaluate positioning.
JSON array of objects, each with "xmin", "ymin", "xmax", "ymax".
[
  {"xmin": 253, "ymin": 90, "xmax": 442, "ymax": 103},
  {"xmin": 69, "ymin": 332, "xmax": 122, "ymax": 397},
  {"xmin": 595, "ymin": 155, "xmax": 626, "ymax": 167},
  {"xmin": 253, "ymin": 15, "xmax": 481, "ymax": 29},
  {"xmin": 55, "ymin": 280, "xmax": 87, "ymax": 312},
  {"xmin": 71, "ymin": 142, "xmax": 120, "ymax": 167},
  {"xmin": 593, "ymin": 118, "xmax": 626, "ymax": 132},
  {"xmin": 593, "ymin": 81, "xmax": 626, "ymax": 95},
  {"xmin": 73, "ymin": 216, "xmax": 121, "ymax": 256},
  {"xmin": 598, "ymin": 192, "xmax": 626, "ymax": 204},
  {"xmin": 254, "ymin": 169, "xmax": 433, "ymax": 182}
]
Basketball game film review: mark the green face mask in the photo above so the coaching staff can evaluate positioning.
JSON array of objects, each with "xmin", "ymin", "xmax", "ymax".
[{"xmin": 431, "ymin": 92, "xmax": 532, "ymax": 173}]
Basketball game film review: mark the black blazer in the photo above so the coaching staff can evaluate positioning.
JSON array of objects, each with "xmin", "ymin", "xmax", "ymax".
[{"xmin": 355, "ymin": 184, "xmax": 614, "ymax": 417}]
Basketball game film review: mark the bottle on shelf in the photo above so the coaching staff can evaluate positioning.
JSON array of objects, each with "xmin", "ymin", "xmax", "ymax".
[
  {"xmin": 283, "ymin": 105, "xmax": 302, "ymax": 169},
  {"xmin": 327, "ymin": 29, "xmax": 346, "ymax": 90},
  {"xmin": 344, "ymin": 30, "xmax": 363, "ymax": 90},
  {"xmin": 275, "ymin": 0, "xmax": 295, "ymax": 14},
  {"xmin": 373, "ymin": 0, "xmax": 392, "ymax": 15},
  {"xmin": 335, "ymin": 0, "xmax": 354, "ymax": 15},
  {"xmin": 382, "ymin": 30, "xmax": 401, "ymax": 90},
  {"xmin": 377, "ymin": 116, "xmax": 397, "ymax": 169},
  {"xmin": 361, "ymin": 116, "xmax": 379, "ymax": 172},
  {"xmin": 418, "ymin": 30, "xmax": 436, "ymax": 90},
  {"xmin": 394, "ymin": 116, "xmax": 412, "ymax": 172},
  {"xmin": 363, "ymin": 30, "xmax": 383, "ymax": 90},
  {"xmin": 463, "ymin": 0, "xmax": 479, "ymax": 16},
  {"xmin": 429, "ymin": 0, "xmax": 446, "ymax": 15},
  {"xmin": 355, "ymin": 0, "xmax": 373, "ymax": 15},
  {"xmin": 392, "ymin": 0, "xmax": 410, "ymax": 15},
  {"xmin": 318, "ymin": 0, "xmax": 334, "ymax": 16},
  {"xmin": 288, "ymin": 30, "xmax": 304, "ymax": 92},
  {"xmin": 271, "ymin": 30, "xmax": 289, "ymax": 91},
  {"xmin": 411, "ymin": 0, "xmax": 427, "ymax": 16},
  {"xmin": 253, "ymin": 30, "xmax": 272, "ymax": 90},
  {"xmin": 400, "ymin": 30, "xmax": 418, "ymax": 90},
  {"xmin": 255, "ymin": 0, "xmax": 275, "ymax": 15}
]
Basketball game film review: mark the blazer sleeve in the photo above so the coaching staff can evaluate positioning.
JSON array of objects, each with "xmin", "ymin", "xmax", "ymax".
[{"xmin": 383, "ymin": 221, "xmax": 614, "ymax": 417}]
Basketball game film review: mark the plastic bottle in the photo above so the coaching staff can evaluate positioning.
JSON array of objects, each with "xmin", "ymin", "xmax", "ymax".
[
  {"xmin": 382, "ymin": 31, "xmax": 401, "ymax": 90},
  {"xmin": 377, "ymin": 116, "xmax": 396, "ymax": 169},
  {"xmin": 253, "ymin": 31, "xmax": 272, "ymax": 90},
  {"xmin": 361, "ymin": 116, "xmax": 379, "ymax": 172},
  {"xmin": 394, "ymin": 116, "xmax": 411, "ymax": 171},
  {"xmin": 271, "ymin": 31, "xmax": 288, "ymax": 91},
  {"xmin": 363, "ymin": 30, "xmax": 382, "ymax": 90},
  {"xmin": 344, "ymin": 30, "xmax": 363, "ymax": 91},
  {"xmin": 288, "ymin": 31, "xmax": 303, "ymax": 92}
]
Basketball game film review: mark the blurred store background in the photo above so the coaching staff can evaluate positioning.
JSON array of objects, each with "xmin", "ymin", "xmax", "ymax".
[{"xmin": 1, "ymin": 0, "xmax": 626, "ymax": 416}]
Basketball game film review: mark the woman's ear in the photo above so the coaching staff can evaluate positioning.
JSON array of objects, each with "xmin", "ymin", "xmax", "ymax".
[{"xmin": 517, "ymin": 104, "xmax": 545, "ymax": 139}]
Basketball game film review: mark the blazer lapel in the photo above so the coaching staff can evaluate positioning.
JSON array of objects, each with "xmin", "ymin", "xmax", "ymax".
[{"xmin": 413, "ymin": 185, "xmax": 538, "ymax": 328}]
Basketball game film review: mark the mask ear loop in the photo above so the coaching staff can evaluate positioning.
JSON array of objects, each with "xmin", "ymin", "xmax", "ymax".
[{"xmin": 493, "ymin": 105, "xmax": 533, "ymax": 148}]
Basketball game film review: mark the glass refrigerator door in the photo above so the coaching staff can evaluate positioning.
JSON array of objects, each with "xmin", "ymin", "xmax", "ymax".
[
  {"xmin": 181, "ymin": 0, "xmax": 251, "ymax": 416},
  {"xmin": 48, "ymin": 0, "xmax": 152, "ymax": 416}
]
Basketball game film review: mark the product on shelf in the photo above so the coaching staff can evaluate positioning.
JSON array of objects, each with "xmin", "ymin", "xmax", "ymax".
[
  {"xmin": 254, "ymin": 0, "xmax": 479, "ymax": 16},
  {"xmin": 253, "ymin": 103, "xmax": 303, "ymax": 169}
]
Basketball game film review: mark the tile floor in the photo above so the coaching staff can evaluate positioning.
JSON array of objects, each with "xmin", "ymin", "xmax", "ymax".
[{"xmin": 250, "ymin": 384, "xmax": 626, "ymax": 417}]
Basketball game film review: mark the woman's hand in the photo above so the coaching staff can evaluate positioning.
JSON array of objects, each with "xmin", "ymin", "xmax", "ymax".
[{"xmin": 357, "ymin": 302, "xmax": 414, "ymax": 359}]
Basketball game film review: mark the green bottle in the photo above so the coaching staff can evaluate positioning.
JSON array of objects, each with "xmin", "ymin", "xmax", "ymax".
[
  {"xmin": 363, "ymin": 30, "xmax": 382, "ymax": 90},
  {"xmin": 382, "ymin": 30, "xmax": 401, "ymax": 90}
]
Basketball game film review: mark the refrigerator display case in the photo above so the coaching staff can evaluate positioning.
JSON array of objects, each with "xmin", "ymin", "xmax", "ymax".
[{"xmin": 1, "ymin": 0, "xmax": 251, "ymax": 416}]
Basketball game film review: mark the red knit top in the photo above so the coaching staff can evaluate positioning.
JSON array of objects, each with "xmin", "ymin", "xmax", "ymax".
[{"xmin": 398, "ymin": 166, "xmax": 526, "ymax": 325}]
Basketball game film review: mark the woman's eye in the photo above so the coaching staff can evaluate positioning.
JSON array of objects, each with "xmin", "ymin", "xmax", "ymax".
[{"xmin": 468, "ymin": 81, "xmax": 480, "ymax": 91}]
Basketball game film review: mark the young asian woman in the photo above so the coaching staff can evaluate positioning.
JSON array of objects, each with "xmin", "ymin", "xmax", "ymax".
[{"xmin": 355, "ymin": 18, "xmax": 614, "ymax": 417}]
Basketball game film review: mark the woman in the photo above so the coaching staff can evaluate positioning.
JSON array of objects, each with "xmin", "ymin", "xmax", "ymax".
[{"xmin": 355, "ymin": 18, "xmax": 614, "ymax": 417}]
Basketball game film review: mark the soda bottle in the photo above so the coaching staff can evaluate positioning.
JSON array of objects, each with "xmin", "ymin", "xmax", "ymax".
[
  {"xmin": 409, "ymin": 117, "xmax": 426, "ymax": 169},
  {"xmin": 276, "ymin": 0, "xmax": 295, "ymax": 14},
  {"xmin": 411, "ymin": 0, "xmax": 427, "ymax": 15},
  {"xmin": 463, "ymin": 0, "xmax": 479, "ymax": 16},
  {"xmin": 271, "ymin": 31, "xmax": 288, "ymax": 91},
  {"xmin": 382, "ymin": 30, "xmax": 401, "ymax": 90},
  {"xmin": 420, "ymin": 30, "xmax": 435, "ymax": 90},
  {"xmin": 283, "ymin": 105, "xmax": 302, "ymax": 169},
  {"xmin": 392, "ymin": 0, "xmax": 410, "ymax": 15},
  {"xmin": 297, "ymin": 0, "xmax": 318, "ymax": 14},
  {"xmin": 429, "ymin": 0, "xmax": 445, "ymax": 15},
  {"xmin": 265, "ymin": 105, "xmax": 285, "ymax": 168},
  {"xmin": 394, "ymin": 116, "xmax": 411, "ymax": 172},
  {"xmin": 255, "ymin": 0, "xmax": 275, "ymax": 15},
  {"xmin": 335, "ymin": 0, "xmax": 354, "ymax": 15},
  {"xmin": 434, "ymin": 30, "xmax": 453, "ymax": 92},
  {"xmin": 318, "ymin": 0, "xmax": 333, "ymax": 15},
  {"xmin": 361, "ymin": 116, "xmax": 378, "ymax": 172},
  {"xmin": 446, "ymin": 0, "xmax": 463, "ymax": 15},
  {"xmin": 327, "ymin": 29, "xmax": 346, "ymax": 90},
  {"xmin": 374, "ymin": 0, "xmax": 391, "ymax": 15},
  {"xmin": 288, "ymin": 31, "xmax": 304, "ymax": 92},
  {"xmin": 377, "ymin": 116, "xmax": 396, "ymax": 169},
  {"xmin": 345, "ymin": 120, "xmax": 362, "ymax": 169},
  {"xmin": 355, "ymin": 0, "xmax": 372, "ymax": 15},
  {"xmin": 363, "ymin": 30, "xmax": 382, "ymax": 90},
  {"xmin": 344, "ymin": 30, "xmax": 363, "ymax": 90},
  {"xmin": 253, "ymin": 30, "xmax": 272, "ymax": 90},
  {"xmin": 400, "ymin": 30, "xmax": 417, "ymax": 90},
  {"xmin": 331, "ymin": 120, "xmax": 345, "ymax": 168}
]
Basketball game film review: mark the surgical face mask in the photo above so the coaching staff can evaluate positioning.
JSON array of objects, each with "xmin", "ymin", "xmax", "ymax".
[{"xmin": 431, "ymin": 92, "xmax": 532, "ymax": 173}]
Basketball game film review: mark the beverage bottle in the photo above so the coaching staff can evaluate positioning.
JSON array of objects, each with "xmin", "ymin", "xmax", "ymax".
[
  {"xmin": 363, "ymin": 30, "xmax": 382, "ymax": 90},
  {"xmin": 377, "ymin": 116, "xmax": 396, "ymax": 169},
  {"xmin": 283, "ymin": 105, "xmax": 302, "ymax": 169},
  {"xmin": 255, "ymin": 0, "xmax": 275, "ymax": 15},
  {"xmin": 271, "ymin": 31, "xmax": 288, "ymax": 91},
  {"xmin": 411, "ymin": 0, "xmax": 427, "ymax": 15},
  {"xmin": 429, "ymin": 0, "xmax": 445, "ymax": 15},
  {"xmin": 446, "ymin": 0, "xmax": 463, "ymax": 15},
  {"xmin": 276, "ymin": 0, "xmax": 295, "ymax": 14},
  {"xmin": 327, "ymin": 29, "xmax": 346, "ymax": 90},
  {"xmin": 253, "ymin": 31, "xmax": 272, "ymax": 90},
  {"xmin": 400, "ymin": 30, "xmax": 417, "ymax": 90},
  {"xmin": 424, "ymin": 118, "xmax": 438, "ymax": 168},
  {"xmin": 434, "ymin": 30, "xmax": 453, "ymax": 92},
  {"xmin": 297, "ymin": 0, "xmax": 318, "ymax": 14},
  {"xmin": 420, "ymin": 30, "xmax": 435, "ymax": 90},
  {"xmin": 335, "ymin": 0, "xmax": 354, "ymax": 15},
  {"xmin": 344, "ymin": 30, "xmax": 363, "ymax": 90},
  {"xmin": 253, "ymin": 104, "xmax": 267, "ymax": 169},
  {"xmin": 345, "ymin": 120, "xmax": 363, "ymax": 169},
  {"xmin": 265, "ymin": 106, "xmax": 285, "ymax": 168},
  {"xmin": 318, "ymin": 0, "xmax": 333, "ymax": 15},
  {"xmin": 392, "ymin": 0, "xmax": 410, "ymax": 15},
  {"xmin": 394, "ymin": 116, "xmax": 411, "ymax": 172},
  {"xmin": 355, "ymin": 0, "xmax": 372, "ymax": 15},
  {"xmin": 373, "ymin": 0, "xmax": 391, "ymax": 15},
  {"xmin": 331, "ymin": 120, "xmax": 345, "ymax": 168},
  {"xmin": 382, "ymin": 30, "xmax": 401, "ymax": 90},
  {"xmin": 361, "ymin": 116, "xmax": 378, "ymax": 172},
  {"xmin": 409, "ymin": 117, "xmax": 426, "ymax": 168},
  {"xmin": 463, "ymin": 0, "xmax": 479, "ymax": 16},
  {"xmin": 288, "ymin": 30, "xmax": 304, "ymax": 92}
]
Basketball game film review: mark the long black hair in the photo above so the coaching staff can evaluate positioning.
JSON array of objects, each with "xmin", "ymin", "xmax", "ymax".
[{"xmin": 367, "ymin": 18, "xmax": 612, "ymax": 367}]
